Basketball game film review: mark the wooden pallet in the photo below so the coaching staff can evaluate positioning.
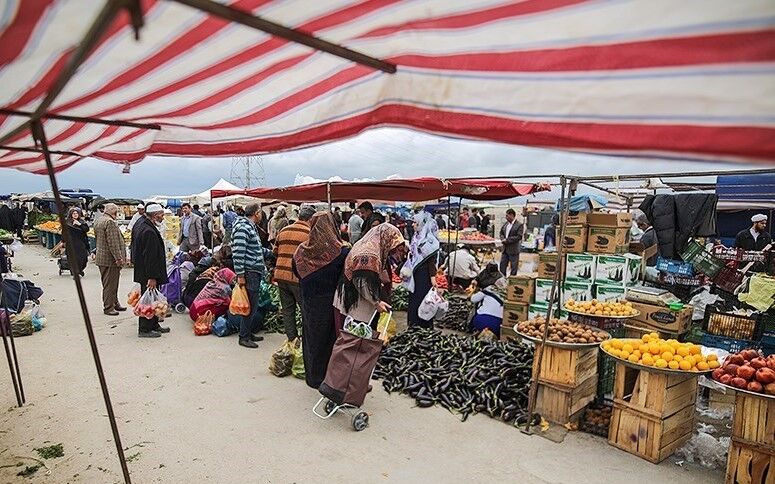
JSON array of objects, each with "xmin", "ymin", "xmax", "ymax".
[
  {"xmin": 608, "ymin": 402, "xmax": 695, "ymax": 464},
  {"xmin": 726, "ymin": 440, "xmax": 774, "ymax": 484},
  {"xmin": 535, "ymin": 375, "xmax": 597, "ymax": 425},
  {"xmin": 613, "ymin": 362, "xmax": 698, "ymax": 419},
  {"xmin": 533, "ymin": 345, "xmax": 598, "ymax": 387}
]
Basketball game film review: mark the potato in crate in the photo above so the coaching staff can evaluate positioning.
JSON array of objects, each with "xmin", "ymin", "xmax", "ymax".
[{"xmin": 702, "ymin": 306, "xmax": 763, "ymax": 341}]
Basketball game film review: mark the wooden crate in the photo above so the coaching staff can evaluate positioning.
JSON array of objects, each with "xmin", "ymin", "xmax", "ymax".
[
  {"xmin": 534, "ymin": 375, "xmax": 597, "ymax": 425},
  {"xmin": 708, "ymin": 389, "xmax": 736, "ymax": 414},
  {"xmin": 732, "ymin": 393, "xmax": 775, "ymax": 450},
  {"xmin": 726, "ymin": 440, "xmax": 774, "ymax": 484},
  {"xmin": 613, "ymin": 363, "xmax": 698, "ymax": 419},
  {"xmin": 608, "ymin": 402, "xmax": 695, "ymax": 464},
  {"xmin": 533, "ymin": 345, "xmax": 598, "ymax": 387},
  {"xmin": 500, "ymin": 324, "xmax": 518, "ymax": 342}
]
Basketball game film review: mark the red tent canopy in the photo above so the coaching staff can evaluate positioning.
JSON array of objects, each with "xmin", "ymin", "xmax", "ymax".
[{"xmin": 211, "ymin": 177, "xmax": 547, "ymax": 202}]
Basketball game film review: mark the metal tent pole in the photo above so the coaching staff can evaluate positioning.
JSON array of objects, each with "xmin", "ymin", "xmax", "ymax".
[
  {"xmin": 0, "ymin": 270, "xmax": 23, "ymax": 407},
  {"xmin": 523, "ymin": 175, "xmax": 571, "ymax": 433},
  {"xmin": 31, "ymin": 121, "xmax": 132, "ymax": 484},
  {"xmin": 327, "ymin": 182, "xmax": 332, "ymax": 211}
]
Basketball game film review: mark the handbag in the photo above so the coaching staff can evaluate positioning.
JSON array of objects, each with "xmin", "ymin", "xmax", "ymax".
[{"xmin": 319, "ymin": 329, "xmax": 383, "ymax": 407}]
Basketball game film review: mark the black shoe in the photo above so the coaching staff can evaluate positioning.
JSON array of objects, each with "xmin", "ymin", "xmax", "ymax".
[
  {"xmin": 155, "ymin": 326, "xmax": 171, "ymax": 333},
  {"xmin": 104, "ymin": 309, "xmax": 119, "ymax": 316},
  {"xmin": 239, "ymin": 338, "xmax": 258, "ymax": 348},
  {"xmin": 138, "ymin": 331, "xmax": 161, "ymax": 338},
  {"xmin": 114, "ymin": 305, "xmax": 127, "ymax": 312},
  {"xmin": 251, "ymin": 335, "xmax": 264, "ymax": 342}
]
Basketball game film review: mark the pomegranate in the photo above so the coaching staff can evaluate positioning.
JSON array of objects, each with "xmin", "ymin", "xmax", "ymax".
[
  {"xmin": 724, "ymin": 364, "xmax": 741, "ymax": 376},
  {"xmin": 750, "ymin": 358, "xmax": 767, "ymax": 370},
  {"xmin": 726, "ymin": 354, "xmax": 745, "ymax": 366},
  {"xmin": 737, "ymin": 365, "xmax": 756, "ymax": 381},
  {"xmin": 765, "ymin": 383, "xmax": 775, "ymax": 395},
  {"xmin": 748, "ymin": 381, "xmax": 763, "ymax": 393},
  {"xmin": 719, "ymin": 374, "xmax": 733, "ymax": 385},
  {"xmin": 755, "ymin": 367, "xmax": 775, "ymax": 384},
  {"xmin": 712, "ymin": 368, "xmax": 725, "ymax": 381},
  {"xmin": 740, "ymin": 349, "xmax": 759, "ymax": 361},
  {"xmin": 767, "ymin": 357, "xmax": 775, "ymax": 371},
  {"xmin": 731, "ymin": 377, "xmax": 749, "ymax": 389}
]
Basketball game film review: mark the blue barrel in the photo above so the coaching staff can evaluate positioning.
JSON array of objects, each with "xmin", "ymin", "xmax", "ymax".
[{"xmin": 45, "ymin": 232, "xmax": 55, "ymax": 249}]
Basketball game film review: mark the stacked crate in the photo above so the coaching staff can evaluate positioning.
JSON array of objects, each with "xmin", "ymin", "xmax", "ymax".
[
  {"xmin": 533, "ymin": 344, "xmax": 599, "ymax": 425},
  {"xmin": 726, "ymin": 393, "xmax": 774, "ymax": 484}
]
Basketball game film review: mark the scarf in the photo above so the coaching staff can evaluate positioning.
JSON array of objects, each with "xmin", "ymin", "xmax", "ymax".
[
  {"xmin": 294, "ymin": 212, "xmax": 342, "ymax": 280},
  {"xmin": 400, "ymin": 212, "xmax": 440, "ymax": 293},
  {"xmin": 197, "ymin": 268, "xmax": 236, "ymax": 301},
  {"xmin": 340, "ymin": 224, "xmax": 404, "ymax": 311}
]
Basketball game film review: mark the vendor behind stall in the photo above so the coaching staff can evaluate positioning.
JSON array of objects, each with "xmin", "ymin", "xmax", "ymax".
[
  {"xmin": 735, "ymin": 214, "xmax": 771, "ymax": 251},
  {"xmin": 443, "ymin": 244, "xmax": 480, "ymax": 289},
  {"xmin": 470, "ymin": 264, "xmax": 505, "ymax": 336}
]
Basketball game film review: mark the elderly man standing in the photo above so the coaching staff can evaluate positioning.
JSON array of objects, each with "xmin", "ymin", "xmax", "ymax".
[
  {"xmin": 273, "ymin": 206, "xmax": 314, "ymax": 341},
  {"xmin": 127, "ymin": 203, "xmax": 145, "ymax": 230},
  {"xmin": 132, "ymin": 204, "xmax": 169, "ymax": 338},
  {"xmin": 231, "ymin": 203, "xmax": 268, "ymax": 349},
  {"xmin": 178, "ymin": 202, "xmax": 204, "ymax": 252},
  {"xmin": 95, "ymin": 203, "xmax": 127, "ymax": 316}
]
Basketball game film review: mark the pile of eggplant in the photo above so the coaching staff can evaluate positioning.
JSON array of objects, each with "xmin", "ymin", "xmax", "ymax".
[
  {"xmin": 374, "ymin": 328, "xmax": 534, "ymax": 424},
  {"xmin": 434, "ymin": 295, "xmax": 474, "ymax": 332}
]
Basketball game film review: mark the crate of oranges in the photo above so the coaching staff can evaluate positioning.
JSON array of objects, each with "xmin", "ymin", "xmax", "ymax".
[
  {"xmin": 600, "ymin": 332, "xmax": 720, "ymax": 374},
  {"xmin": 564, "ymin": 299, "xmax": 639, "ymax": 318}
]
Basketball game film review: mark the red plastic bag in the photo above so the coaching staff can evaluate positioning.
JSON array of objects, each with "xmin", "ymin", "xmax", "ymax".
[{"xmin": 194, "ymin": 310, "xmax": 214, "ymax": 336}]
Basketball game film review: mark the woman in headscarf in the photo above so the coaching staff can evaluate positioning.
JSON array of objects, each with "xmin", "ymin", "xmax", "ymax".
[
  {"xmin": 182, "ymin": 256, "xmax": 215, "ymax": 307},
  {"xmin": 401, "ymin": 212, "xmax": 441, "ymax": 328},
  {"xmin": 470, "ymin": 263, "xmax": 506, "ymax": 336},
  {"xmin": 189, "ymin": 267, "xmax": 236, "ymax": 321},
  {"xmin": 293, "ymin": 212, "xmax": 350, "ymax": 389},
  {"xmin": 65, "ymin": 207, "xmax": 89, "ymax": 276},
  {"xmin": 268, "ymin": 205, "xmax": 289, "ymax": 245},
  {"xmin": 334, "ymin": 224, "xmax": 406, "ymax": 324}
]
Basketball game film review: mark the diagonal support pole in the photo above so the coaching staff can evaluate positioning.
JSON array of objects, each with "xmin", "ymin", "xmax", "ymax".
[
  {"xmin": 0, "ymin": 272, "xmax": 24, "ymax": 407},
  {"xmin": 31, "ymin": 120, "xmax": 132, "ymax": 484}
]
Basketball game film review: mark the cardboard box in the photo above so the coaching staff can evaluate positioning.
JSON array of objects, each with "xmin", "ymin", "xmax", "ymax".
[
  {"xmin": 566, "ymin": 212, "xmax": 587, "ymax": 225},
  {"xmin": 586, "ymin": 226, "xmax": 630, "ymax": 254},
  {"xmin": 535, "ymin": 278, "xmax": 557, "ymax": 304},
  {"xmin": 529, "ymin": 302, "xmax": 568, "ymax": 320},
  {"xmin": 587, "ymin": 212, "xmax": 633, "ymax": 227},
  {"xmin": 594, "ymin": 283, "xmax": 627, "ymax": 302},
  {"xmin": 594, "ymin": 254, "xmax": 642, "ymax": 285},
  {"xmin": 506, "ymin": 275, "xmax": 535, "ymax": 303},
  {"xmin": 562, "ymin": 225, "xmax": 587, "ymax": 253},
  {"xmin": 503, "ymin": 302, "xmax": 529, "ymax": 325},
  {"xmin": 538, "ymin": 252, "xmax": 561, "ymax": 279},
  {"xmin": 565, "ymin": 253, "xmax": 596, "ymax": 282},
  {"xmin": 500, "ymin": 323, "xmax": 518, "ymax": 342},
  {"xmin": 562, "ymin": 281, "xmax": 594, "ymax": 304},
  {"xmin": 628, "ymin": 301, "xmax": 694, "ymax": 334}
]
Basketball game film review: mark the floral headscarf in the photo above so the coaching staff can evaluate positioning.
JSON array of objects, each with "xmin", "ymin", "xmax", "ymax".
[
  {"xmin": 196, "ymin": 268, "xmax": 236, "ymax": 302},
  {"xmin": 294, "ymin": 212, "xmax": 342, "ymax": 280}
]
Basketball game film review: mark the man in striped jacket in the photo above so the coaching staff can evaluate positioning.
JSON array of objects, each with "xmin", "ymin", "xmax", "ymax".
[
  {"xmin": 272, "ymin": 206, "xmax": 314, "ymax": 341},
  {"xmin": 231, "ymin": 203, "xmax": 268, "ymax": 349}
]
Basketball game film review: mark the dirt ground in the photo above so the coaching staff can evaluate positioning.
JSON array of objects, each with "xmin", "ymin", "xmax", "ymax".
[{"xmin": 0, "ymin": 245, "xmax": 724, "ymax": 483}]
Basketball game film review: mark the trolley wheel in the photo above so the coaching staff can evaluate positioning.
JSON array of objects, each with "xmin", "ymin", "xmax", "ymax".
[
  {"xmin": 324, "ymin": 400, "xmax": 337, "ymax": 415},
  {"xmin": 352, "ymin": 412, "xmax": 369, "ymax": 431},
  {"xmin": 174, "ymin": 303, "xmax": 186, "ymax": 314}
]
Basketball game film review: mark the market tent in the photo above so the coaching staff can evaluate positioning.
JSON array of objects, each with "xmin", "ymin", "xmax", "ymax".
[
  {"xmin": 211, "ymin": 177, "xmax": 547, "ymax": 202},
  {"xmin": 716, "ymin": 173, "xmax": 775, "ymax": 210},
  {"xmin": 197, "ymin": 178, "xmax": 242, "ymax": 201},
  {"xmin": 1, "ymin": 1, "xmax": 774, "ymax": 174}
]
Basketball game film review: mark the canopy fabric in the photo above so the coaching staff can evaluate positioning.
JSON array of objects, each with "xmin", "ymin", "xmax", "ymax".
[
  {"xmin": 716, "ymin": 173, "xmax": 775, "ymax": 209},
  {"xmin": 211, "ymin": 177, "xmax": 545, "ymax": 202},
  {"xmin": 1, "ymin": 1, "xmax": 774, "ymax": 174}
]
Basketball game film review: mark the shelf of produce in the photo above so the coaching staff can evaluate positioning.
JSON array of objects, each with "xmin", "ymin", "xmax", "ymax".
[{"xmin": 607, "ymin": 362, "xmax": 698, "ymax": 463}]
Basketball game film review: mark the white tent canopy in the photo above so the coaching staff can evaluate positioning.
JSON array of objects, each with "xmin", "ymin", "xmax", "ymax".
[{"xmin": 148, "ymin": 178, "xmax": 243, "ymax": 206}]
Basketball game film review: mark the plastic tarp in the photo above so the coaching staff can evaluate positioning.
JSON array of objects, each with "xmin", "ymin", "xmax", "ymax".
[
  {"xmin": 716, "ymin": 173, "xmax": 775, "ymax": 210},
  {"xmin": 211, "ymin": 178, "xmax": 546, "ymax": 202}
]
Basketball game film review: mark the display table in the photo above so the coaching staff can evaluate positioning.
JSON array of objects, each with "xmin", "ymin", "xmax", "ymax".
[{"xmin": 726, "ymin": 392, "xmax": 774, "ymax": 484}]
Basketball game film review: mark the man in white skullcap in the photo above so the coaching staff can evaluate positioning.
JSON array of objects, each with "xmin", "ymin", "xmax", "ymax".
[
  {"xmin": 128, "ymin": 203, "xmax": 145, "ymax": 230},
  {"xmin": 735, "ymin": 214, "xmax": 771, "ymax": 251},
  {"xmin": 131, "ymin": 203, "xmax": 170, "ymax": 338}
]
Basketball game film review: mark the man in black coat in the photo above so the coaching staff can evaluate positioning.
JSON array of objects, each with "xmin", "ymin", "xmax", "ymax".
[
  {"xmin": 499, "ymin": 209, "xmax": 524, "ymax": 276},
  {"xmin": 131, "ymin": 203, "xmax": 169, "ymax": 338},
  {"xmin": 735, "ymin": 214, "xmax": 771, "ymax": 251},
  {"xmin": 11, "ymin": 204, "xmax": 27, "ymax": 239}
]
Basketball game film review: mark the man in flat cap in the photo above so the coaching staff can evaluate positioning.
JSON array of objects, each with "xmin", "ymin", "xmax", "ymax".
[{"xmin": 735, "ymin": 214, "xmax": 771, "ymax": 251}]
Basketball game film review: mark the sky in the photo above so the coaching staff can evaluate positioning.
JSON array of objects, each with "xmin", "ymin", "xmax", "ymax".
[{"xmin": 0, "ymin": 127, "xmax": 765, "ymax": 199}]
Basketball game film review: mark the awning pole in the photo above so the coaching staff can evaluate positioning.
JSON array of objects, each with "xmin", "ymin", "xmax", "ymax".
[
  {"xmin": 524, "ymin": 175, "xmax": 571, "ymax": 433},
  {"xmin": 31, "ymin": 120, "xmax": 132, "ymax": 484},
  {"xmin": 327, "ymin": 183, "xmax": 332, "ymax": 211},
  {"xmin": 0, "ymin": 271, "xmax": 24, "ymax": 407}
]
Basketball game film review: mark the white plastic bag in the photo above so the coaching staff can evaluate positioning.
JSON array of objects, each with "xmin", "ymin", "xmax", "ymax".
[
  {"xmin": 418, "ymin": 288, "xmax": 449, "ymax": 321},
  {"xmin": 132, "ymin": 288, "xmax": 169, "ymax": 321},
  {"xmin": 10, "ymin": 240, "xmax": 22, "ymax": 253}
]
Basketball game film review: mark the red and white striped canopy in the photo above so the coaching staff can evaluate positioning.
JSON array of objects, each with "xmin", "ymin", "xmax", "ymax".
[{"xmin": 1, "ymin": 0, "xmax": 774, "ymax": 174}]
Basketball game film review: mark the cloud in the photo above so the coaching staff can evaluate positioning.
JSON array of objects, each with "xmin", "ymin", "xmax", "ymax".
[{"xmin": 0, "ymin": 127, "xmax": 762, "ymax": 198}]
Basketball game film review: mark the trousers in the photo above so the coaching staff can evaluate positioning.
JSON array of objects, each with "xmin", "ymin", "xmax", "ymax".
[
  {"xmin": 239, "ymin": 271, "xmax": 266, "ymax": 340},
  {"xmin": 277, "ymin": 281, "xmax": 301, "ymax": 341},
  {"xmin": 99, "ymin": 265, "xmax": 121, "ymax": 311},
  {"xmin": 499, "ymin": 252, "xmax": 519, "ymax": 276}
]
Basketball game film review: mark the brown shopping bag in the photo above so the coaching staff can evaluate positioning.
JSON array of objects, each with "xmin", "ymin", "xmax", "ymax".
[
  {"xmin": 229, "ymin": 284, "xmax": 250, "ymax": 316},
  {"xmin": 319, "ymin": 331, "xmax": 383, "ymax": 407}
]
